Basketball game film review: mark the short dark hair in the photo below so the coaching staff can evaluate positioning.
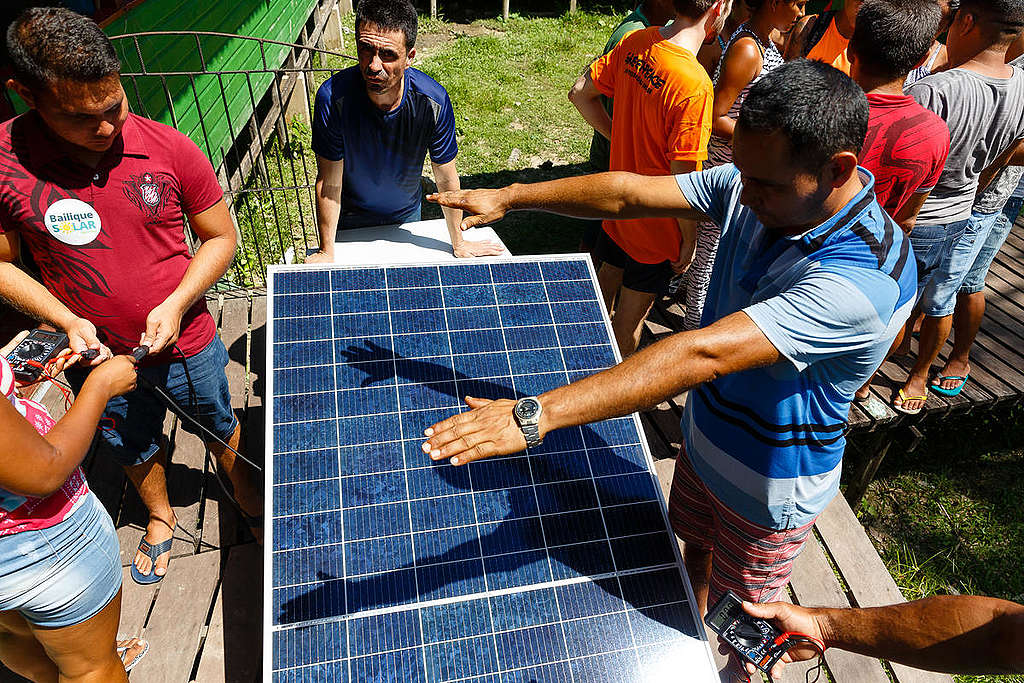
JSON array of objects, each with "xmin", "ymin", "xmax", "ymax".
[
  {"xmin": 850, "ymin": 0, "xmax": 942, "ymax": 81},
  {"xmin": 960, "ymin": 0, "xmax": 1024, "ymax": 42},
  {"xmin": 673, "ymin": 0, "xmax": 720, "ymax": 21},
  {"xmin": 737, "ymin": 59, "xmax": 869, "ymax": 170},
  {"xmin": 6, "ymin": 7, "xmax": 121, "ymax": 91},
  {"xmin": 355, "ymin": 0, "xmax": 418, "ymax": 51}
]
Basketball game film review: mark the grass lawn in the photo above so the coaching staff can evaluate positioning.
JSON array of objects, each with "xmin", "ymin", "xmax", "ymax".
[{"xmin": 853, "ymin": 404, "xmax": 1024, "ymax": 683}]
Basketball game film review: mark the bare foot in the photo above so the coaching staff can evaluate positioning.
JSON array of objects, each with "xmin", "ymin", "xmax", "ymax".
[
  {"xmin": 894, "ymin": 375, "xmax": 929, "ymax": 413},
  {"xmin": 932, "ymin": 360, "xmax": 970, "ymax": 391},
  {"xmin": 855, "ymin": 385, "xmax": 871, "ymax": 401},
  {"xmin": 134, "ymin": 514, "xmax": 176, "ymax": 578}
]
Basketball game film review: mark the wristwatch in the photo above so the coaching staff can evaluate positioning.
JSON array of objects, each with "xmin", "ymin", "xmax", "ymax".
[{"xmin": 513, "ymin": 396, "xmax": 544, "ymax": 448}]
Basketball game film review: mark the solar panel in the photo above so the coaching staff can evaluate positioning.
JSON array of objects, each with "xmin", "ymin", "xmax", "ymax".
[{"xmin": 264, "ymin": 256, "xmax": 715, "ymax": 682}]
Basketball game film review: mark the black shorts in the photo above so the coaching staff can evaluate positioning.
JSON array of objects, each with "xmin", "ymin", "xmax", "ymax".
[{"xmin": 595, "ymin": 230, "xmax": 673, "ymax": 295}]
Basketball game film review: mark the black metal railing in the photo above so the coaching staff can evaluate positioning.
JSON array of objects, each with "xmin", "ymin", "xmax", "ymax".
[{"xmin": 110, "ymin": 24, "xmax": 354, "ymax": 290}]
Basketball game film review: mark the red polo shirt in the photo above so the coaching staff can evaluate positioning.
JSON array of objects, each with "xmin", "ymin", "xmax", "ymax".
[{"xmin": 0, "ymin": 112, "xmax": 223, "ymax": 357}]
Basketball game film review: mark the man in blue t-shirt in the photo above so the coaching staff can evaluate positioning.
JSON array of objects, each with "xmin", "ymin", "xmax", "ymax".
[
  {"xmin": 421, "ymin": 61, "xmax": 916, "ymax": 636},
  {"xmin": 306, "ymin": 0, "xmax": 501, "ymax": 263}
]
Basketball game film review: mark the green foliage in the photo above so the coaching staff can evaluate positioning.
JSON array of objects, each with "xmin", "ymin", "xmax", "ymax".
[{"xmin": 854, "ymin": 404, "xmax": 1024, "ymax": 683}]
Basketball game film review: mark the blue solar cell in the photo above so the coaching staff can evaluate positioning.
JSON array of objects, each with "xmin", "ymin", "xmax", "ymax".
[
  {"xmin": 334, "ymin": 312, "xmax": 390, "ymax": 338},
  {"xmin": 392, "ymin": 331, "xmax": 451, "ymax": 358},
  {"xmin": 439, "ymin": 263, "xmax": 493, "ymax": 286},
  {"xmin": 275, "ymin": 270, "xmax": 329, "ymax": 295},
  {"xmin": 387, "ymin": 265, "xmax": 440, "ymax": 289},
  {"xmin": 494, "ymin": 282, "xmax": 547, "ymax": 304},
  {"xmin": 273, "ymin": 480, "xmax": 339, "ymax": 516},
  {"xmin": 503, "ymin": 324, "xmax": 558, "ymax": 350},
  {"xmin": 490, "ymin": 261, "xmax": 542, "ymax": 283},
  {"xmin": 331, "ymin": 267, "xmax": 385, "ymax": 291},
  {"xmin": 331, "ymin": 289, "xmax": 388, "ymax": 315},
  {"xmin": 446, "ymin": 306, "xmax": 501, "ymax": 331},
  {"xmin": 275, "ymin": 315, "xmax": 332, "ymax": 343},
  {"xmin": 274, "ymin": 292, "xmax": 332, "ymax": 318},
  {"xmin": 345, "ymin": 535, "xmax": 415, "ymax": 577},
  {"xmin": 557, "ymin": 321, "xmax": 612, "ymax": 347},
  {"xmin": 540, "ymin": 259, "xmax": 589, "ymax": 281},
  {"xmin": 274, "ymin": 448, "xmax": 339, "ymax": 484},
  {"xmin": 268, "ymin": 260, "xmax": 706, "ymax": 680},
  {"xmin": 443, "ymin": 284, "xmax": 495, "ymax": 308},
  {"xmin": 483, "ymin": 549, "xmax": 552, "ymax": 589},
  {"xmin": 389, "ymin": 286, "xmax": 443, "ymax": 311}
]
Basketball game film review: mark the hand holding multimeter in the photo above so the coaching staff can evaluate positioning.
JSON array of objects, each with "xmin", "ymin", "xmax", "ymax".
[{"xmin": 705, "ymin": 591, "xmax": 826, "ymax": 680}]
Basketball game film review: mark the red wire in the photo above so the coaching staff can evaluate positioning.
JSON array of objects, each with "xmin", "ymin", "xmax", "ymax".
[{"xmin": 777, "ymin": 631, "xmax": 827, "ymax": 652}]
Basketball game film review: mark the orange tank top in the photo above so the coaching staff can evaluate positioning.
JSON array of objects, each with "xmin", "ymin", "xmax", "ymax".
[{"xmin": 806, "ymin": 15, "xmax": 851, "ymax": 75}]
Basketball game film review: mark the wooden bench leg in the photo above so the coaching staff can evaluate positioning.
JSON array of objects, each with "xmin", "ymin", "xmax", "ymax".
[{"xmin": 845, "ymin": 431, "xmax": 893, "ymax": 507}]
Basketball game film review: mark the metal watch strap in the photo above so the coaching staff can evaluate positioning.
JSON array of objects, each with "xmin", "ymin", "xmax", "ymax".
[{"xmin": 520, "ymin": 421, "xmax": 542, "ymax": 448}]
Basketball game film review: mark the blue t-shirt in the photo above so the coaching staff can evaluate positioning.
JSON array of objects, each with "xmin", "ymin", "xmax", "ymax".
[
  {"xmin": 312, "ymin": 66, "xmax": 458, "ymax": 225},
  {"xmin": 676, "ymin": 165, "xmax": 918, "ymax": 530}
]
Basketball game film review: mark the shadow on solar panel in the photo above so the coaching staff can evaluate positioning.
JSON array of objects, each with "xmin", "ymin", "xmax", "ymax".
[{"xmin": 275, "ymin": 350, "xmax": 676, "ymax": 623}]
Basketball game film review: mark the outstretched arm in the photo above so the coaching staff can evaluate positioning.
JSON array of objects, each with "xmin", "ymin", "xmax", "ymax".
[
  {"xmin": 421, "ymin": 310, "xmax": 779, "ymax": 465},
  {"xmin": 427, "ymin": 172, "xmax": 707, "ymax": 231},
  {"xmin": 741, "ymin": 595, "xmax": 1024, "ymax": 678}
]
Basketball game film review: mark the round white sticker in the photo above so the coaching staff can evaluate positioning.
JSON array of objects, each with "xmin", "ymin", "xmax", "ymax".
[{"xmin": 43, "ymin": 198, "xmax": 102, "ymax": 245}]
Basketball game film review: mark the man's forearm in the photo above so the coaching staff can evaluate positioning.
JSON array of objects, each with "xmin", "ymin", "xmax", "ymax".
[
  {"xmin": 315, "ymin": 177, "xmax": 342, "ymax": 255},
  {"xmin": 818, "ymin": 596, "xmax": 1024, "ymax": 675},
  {"xmin": 433, "ymin": 162, "xmax": 465, "ymax": 248},
  {"xmin": 539, "ymin": 312, "xmax": 777, "ymax": 434},
  {"xmin": 163, "ymin": 232, "xmax": 235, "ymax": 313},
  {"xmin": 501, "ymin": 172, "xmax": 705, "ymax": 222},
  {"xmin": 0, "ymin": 262, "xmax": 78, "ymax": 328}
]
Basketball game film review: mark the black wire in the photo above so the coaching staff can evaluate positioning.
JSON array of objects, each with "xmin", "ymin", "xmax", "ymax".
[{"xmin": 781, "ymin": 636, "xmax": 826, "ymax": 683}]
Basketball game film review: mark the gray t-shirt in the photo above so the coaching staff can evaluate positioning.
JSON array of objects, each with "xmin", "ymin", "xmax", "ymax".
[
  {"xmin": 908, "ymin": 62, "xmax": 1024, "ymax": 224},
  {"xmin": 974, "ymin": 56, "xmax": 1024, "ymax": 214}
]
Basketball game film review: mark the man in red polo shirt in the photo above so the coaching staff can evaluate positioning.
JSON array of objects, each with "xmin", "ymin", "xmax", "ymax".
[{"xmin": 0, "ymin": 8, "xmax": 262, "ymax": 583}]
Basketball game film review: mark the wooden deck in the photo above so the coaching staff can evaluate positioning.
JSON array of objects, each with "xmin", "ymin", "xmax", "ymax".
[{"xmin": 2, "ymin": 217, "xmax": 1021, "ymax": 682}]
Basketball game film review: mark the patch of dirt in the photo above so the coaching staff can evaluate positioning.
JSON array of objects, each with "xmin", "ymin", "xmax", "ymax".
[{"xmin": 416, "ymin": 23, "xmax": 503, "ymax": 58}]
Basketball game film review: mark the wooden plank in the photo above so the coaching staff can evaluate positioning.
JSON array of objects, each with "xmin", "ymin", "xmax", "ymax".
[
  {"xmin": 790, "ymin": 535, "xmax": 891, "ymax": 683},
  {"xmin": 129, "ymin": 550, "xmax": 222, "ymax": 682},
  {"xmin": 118, "ymin": 566, "xmax": 158, "ymax": 636},
  {"xmin": 199, "ymin": 295, "xmax": 248, "ymax": 551},
  {"xmin": 192, "ymin": 543, "xmax": 263, "ymax": 683},
  {"xmin": 815, "ymin": 499, "xmax": 954, "ymax": 683}
]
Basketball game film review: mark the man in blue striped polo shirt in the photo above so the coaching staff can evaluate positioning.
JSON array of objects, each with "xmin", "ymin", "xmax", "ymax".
[{"xmin": 421, "ymin": 60, "xmax": 916, "ymax": 626}]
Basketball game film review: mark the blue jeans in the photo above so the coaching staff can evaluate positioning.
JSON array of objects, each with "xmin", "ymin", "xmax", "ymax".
[
  {"xmin": 66, "ymin": 335, "xmax": 238, "ymax": 466},
  {"xmin": 960, "ymin": 197, "xmax": 1023, "ymax": 294},
  {"xmin": 0, "ymin": 493, "xmax": 120, "ymax": 628},
  {"xmin": 911, "ymin": 218, "xmax": 970, "ymax": 317}
]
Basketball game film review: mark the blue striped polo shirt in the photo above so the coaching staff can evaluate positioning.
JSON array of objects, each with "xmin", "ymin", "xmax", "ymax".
[{"xmin": 675, "ymin": 164, "xmax": 917, "ymax": 530}]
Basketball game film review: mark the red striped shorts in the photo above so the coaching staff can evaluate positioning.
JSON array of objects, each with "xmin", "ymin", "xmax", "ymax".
[{"xmin": 668, "ymin": 444, "xmax": 816, "ymax": 606}]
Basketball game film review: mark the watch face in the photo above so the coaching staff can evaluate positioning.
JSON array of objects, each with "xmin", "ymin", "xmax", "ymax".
[{"xmin": 516, "ymin": 398, "xmax": 540, "ymax": 420}]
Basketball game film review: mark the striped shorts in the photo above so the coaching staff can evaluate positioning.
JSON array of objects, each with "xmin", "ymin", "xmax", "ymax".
[{"xmin": 668, "ymin": 444, "xmax": 816, "ymax": 606}]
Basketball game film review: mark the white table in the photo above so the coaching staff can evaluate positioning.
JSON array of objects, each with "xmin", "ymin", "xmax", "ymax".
[{"xmin": 305, "ymin": 217, "xmax": 510, "ymax": 265}]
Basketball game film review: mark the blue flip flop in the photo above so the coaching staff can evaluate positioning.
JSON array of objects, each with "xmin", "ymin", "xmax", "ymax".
[
  {"xmin": 130, "ymin": 535, "xmax": 173, "ymax": 585},
  {"xmin": 931, "ymin": 374, "xmax": 969, "ymax": 397}
]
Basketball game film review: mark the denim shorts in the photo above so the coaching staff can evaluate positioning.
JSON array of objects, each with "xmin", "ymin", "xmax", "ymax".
[
  {"xmin": 960, "ymin": 197, "xmax": 1023, "ymax": 294},
  {"xmin": 0, "ymin": 493, "xmax": 120, "ymax": 628},
  {"xmin": 912, "ymin": 218, "xmax": 970, "ymax": 317},
  {"xmin": 67, "ymin": 335, "xmax": 238, "ymax": 467}
]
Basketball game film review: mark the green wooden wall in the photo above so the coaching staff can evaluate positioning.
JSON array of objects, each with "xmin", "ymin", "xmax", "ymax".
[{"xmin": 106, "ymin": 0, "xmax": 319, "ymax": 168}]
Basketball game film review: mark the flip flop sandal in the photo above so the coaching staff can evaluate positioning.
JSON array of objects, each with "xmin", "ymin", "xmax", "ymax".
[
  {"xmin": 117, "ymin": 638, "xmax": 149, "ymax": 673},
  {"xmin": 892, "ymin": 388, "xmax": 927, "ymax": 415},
  {"xmin": 931, "ymin": 373, "xmax": 969, "ymax": 397},
  {"xmin": 130, "ymin": 535, "xmax": 174, "ymax": 585}
]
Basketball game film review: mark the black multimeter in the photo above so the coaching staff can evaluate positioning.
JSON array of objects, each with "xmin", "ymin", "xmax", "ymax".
[
  {"xmin": 705, "ymin": 590, "xmax": 789, "ymax": 674},
  {"xmin": 5, "ymin": 329, "xmax": 69, "ymax": 383}
]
